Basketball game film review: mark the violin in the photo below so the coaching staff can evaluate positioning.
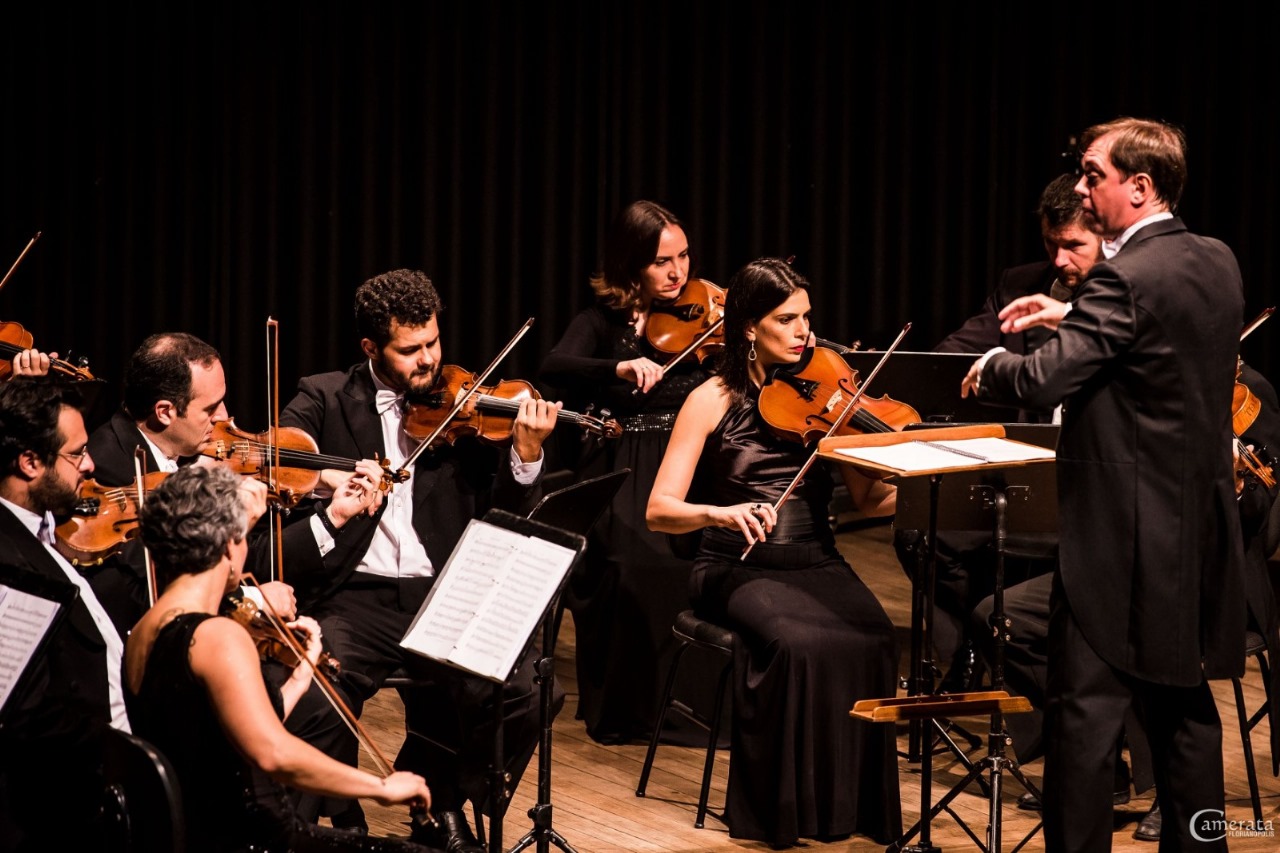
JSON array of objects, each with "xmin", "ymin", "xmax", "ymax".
[
  {"xmin": 0, "ymin": 320, "xmax": 96, "ymax": 381},
  {"xmin": 55, "ymin": 463, "xmax": 297, "ymax": 566},
  {"xmin": 757, "ymin": 344, "xmax": 921, "ymax": 446},
  {"xmin": 646, "ymin": 278, "xmax": 726, "ymax": 363},
  {"xmin": 402, "ymin": 365, "xmax": 623, "ymax": 447},
  {"xmin": 237, "ymin": 578, "xmax": 437, "ymax": 833},
  {"xmin": 1233, "ymin": 359, "xmax": 1275, "ymax": 489},
  {"xmin": 225, "ymin": 595, "xmax": 342, "ymax": 679},
  {"xmin": 55, "ymin": 472, "xmax": 171, "ymax": 565},
  {"xmin": 202, "ymin": 419, "xmax": 408, "ymax": 499},
  {"xmin": 641, "ymin": 279, "xmax": 859, "ymax": 395}
]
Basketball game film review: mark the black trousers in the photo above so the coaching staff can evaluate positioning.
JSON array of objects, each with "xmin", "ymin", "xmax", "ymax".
[
  {"xmin": 1043, "ymin": 576, "xmax": 1225, "ymax": 853},
  {"xmin": 304, "ymin": 575, "xmax": 550, "ymax": 813}
]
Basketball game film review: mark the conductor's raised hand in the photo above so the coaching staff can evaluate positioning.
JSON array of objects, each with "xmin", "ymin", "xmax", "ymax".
[{"xmin": 997, "ymin": 293, "xmax": 1068, "ymax": 334}]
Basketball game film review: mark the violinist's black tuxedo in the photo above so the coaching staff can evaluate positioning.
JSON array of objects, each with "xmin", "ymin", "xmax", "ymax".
[
  {"xmin": 0, "ymin": 504, "xmax": 117, "ymax": 852},
  {"xmin": 87, "ymin": 409, "xmax": 172, "ymax": 486},
  {"xmin": 981, "ymin": 217, "xmax": 1246, "ymax": 850},
  {"xmin": 279, "ymin": 361, "xmax": 544, "ymax": 811},
  {"xmin": 935, "ymin": 260, "xmax": 1060, "ymax": 357}
]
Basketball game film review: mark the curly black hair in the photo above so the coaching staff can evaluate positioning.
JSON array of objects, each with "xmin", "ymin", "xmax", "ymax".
[
  {"xmin": 0, "ymin": 378, "xmax": 84, "ymax": 473},
  {"xmin": 355, "ymin": 269, "xmax": 445, "ymax": 346}
]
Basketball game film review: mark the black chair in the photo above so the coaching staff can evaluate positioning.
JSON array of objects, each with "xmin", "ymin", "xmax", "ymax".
[
  {"xmin": 635, "ymin": 609, "xmax": 737, "ymax": 829},
  {"xmin": 1231, "ymin": 631, "xmax": 1274, "ymax": 823},
  {"xmin": 101, "ymin": 728, "xmax": 185, "ymax": 853}
]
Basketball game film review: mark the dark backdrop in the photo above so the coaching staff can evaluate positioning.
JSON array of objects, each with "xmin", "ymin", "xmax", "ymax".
[{"xmin": 3, "ymin": 2, "xmax": 1276, "ymax": 428}]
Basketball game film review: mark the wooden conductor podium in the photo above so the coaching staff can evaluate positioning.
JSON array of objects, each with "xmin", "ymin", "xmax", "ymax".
[{"xmin": 819, "ymin": 425, "xmax": 1054, "ymax": 853}]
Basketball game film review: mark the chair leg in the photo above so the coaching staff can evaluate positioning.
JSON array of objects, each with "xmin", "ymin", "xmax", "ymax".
[
  {"xmin": 636, "ymin": 640, "xmax": 691, "ymax": 797},
  {"xmin": 695, "ymin": 658, "xmax": 733, "ymax": 829},
  {"xmin": 1232, "ymin": 675, "xmax": 1264, "ymax": 823},
  {"xmin": 1252, "ymin": 649, "xmax": 1277, "ymax": 777}
]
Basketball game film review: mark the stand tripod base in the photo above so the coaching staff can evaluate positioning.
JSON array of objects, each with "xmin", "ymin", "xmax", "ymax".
[{"xmin": 509, "ymin": 804, "xmax": 580, "ymax": 853}]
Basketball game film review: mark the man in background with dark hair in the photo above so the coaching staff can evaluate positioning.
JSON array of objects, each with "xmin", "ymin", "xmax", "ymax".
[
  {"xmin": 937, "ymin": 172, "xmax": 1101, "ymax": 357},
  {"xmin": 85, "ymin": 332, "xmax": 308, "ymax": 633},
  {"xmin": 280, "ymin": 269, "xmax": 561, "ymax": 850},
  {"xmin": 89, "ymin": 331, "xmax": 226, "ymax": 484},
  {"xmin": 965, "ymin": 117, "xmax": 1246, "ymax": 851},
  {"xmin": 900, "ymin": 174, "xmax": 1104, "ymax": 696},
  {"xmin": 0, "ymin": 378, "xmax": 126, "ymax": 851}
]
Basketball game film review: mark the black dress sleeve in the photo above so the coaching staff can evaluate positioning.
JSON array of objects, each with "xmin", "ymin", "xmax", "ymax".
[{"xmin": 539, "ymin": 308, "xmax": 627, "ymax": 389}]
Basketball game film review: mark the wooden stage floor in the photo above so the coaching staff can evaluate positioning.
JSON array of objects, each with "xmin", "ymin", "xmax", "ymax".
[{"xmin": 355, "ymin": 521, "xmax": 1279, "ymax": 852}]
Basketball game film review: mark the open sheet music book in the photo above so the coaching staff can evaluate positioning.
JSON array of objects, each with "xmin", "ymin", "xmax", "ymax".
[
  {"xmin": 0, "ymin": 567, "xmax": 75, "ymax": 716},
  {"xmin": 830, "ymin": 436, "xmax": 1055, "ymax": 476},
  {"xmin": 400, "ymin": 517, "xmax": 580, "ymax": 683}
]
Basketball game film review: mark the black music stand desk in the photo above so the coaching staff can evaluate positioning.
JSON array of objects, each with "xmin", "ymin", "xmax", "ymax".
[{"xmin": 819, "ymin": 425, "xmax": 1055, "ymax": 853}]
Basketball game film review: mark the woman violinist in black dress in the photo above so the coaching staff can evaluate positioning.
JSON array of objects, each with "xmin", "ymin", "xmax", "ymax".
[
  {"xmin": 646, "ymin": 258, "xmax": 902, "ymax": 847},
  {"xmin": 124, "ymin": 466, "xmax": 442, "ymax": 853},
  {"xmin": 539, "ymin": 200, "xmax": 715, "ymax": 744}
]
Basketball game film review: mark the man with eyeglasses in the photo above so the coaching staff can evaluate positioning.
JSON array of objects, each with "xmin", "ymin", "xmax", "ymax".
[{"xmin": 0, "ymin": 378, "xmax": 127, "ymax": 851}]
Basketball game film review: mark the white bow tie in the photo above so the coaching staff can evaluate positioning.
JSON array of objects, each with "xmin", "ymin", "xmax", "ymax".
[{"xmin": 375, "ymin": 389, "xmax": 404, "ymax": 416}]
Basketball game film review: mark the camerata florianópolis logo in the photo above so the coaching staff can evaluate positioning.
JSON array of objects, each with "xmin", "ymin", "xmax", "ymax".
[{"xmin": 1190, "ymin": 809, "xmax": 1275, "ymax": 841}]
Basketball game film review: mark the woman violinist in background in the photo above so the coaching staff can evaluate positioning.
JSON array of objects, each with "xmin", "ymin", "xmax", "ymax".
[
  {"xmin": 125, "ymin": 465, "xmax": 442, "ymax": 853},
  {"xmin": 646, "ymin": 258, "xmax": 901, "ymax": 847},
  {"xmin": 538, "ymin": 200, "xmax": 717, "ymax": 745}
]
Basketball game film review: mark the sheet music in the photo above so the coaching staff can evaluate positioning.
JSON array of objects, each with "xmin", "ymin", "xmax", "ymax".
[
  {"xmin": 401, "ymin": 520, "xmax": 578, "ymax": 682},
  {"xmin": 0, "ymin": 584, "xmax": 62, "ymax": 712},
  {"xmin": 835, "ymin": 436, "xmax": 1054, "ymax": 473}
]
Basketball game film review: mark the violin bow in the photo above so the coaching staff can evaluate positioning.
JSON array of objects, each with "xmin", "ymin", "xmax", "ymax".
[
  {"xmin": 241, "ymin": 576, "xmax": 437, "ymax": 829},
  {"xmin": 630, "ymin": 317, "xmax": 725, "ymax": 400},
  {"xmin": 399, "ymin": 317, "xmax": 536, "ymax": 474},
  {"xmin": 132, "ymin": 448, "xmax": 159, "ymax": 606},
  {"xmin": 0, "ymin": 232, "xmax": 41, "ymax": 294},
  {"xmin": 264, "ymin": 317, "xmax": 286, "ymax": 583},
  {"xmin": 1241, "ymin": 306, "xmax": 1275, "ymax": 342},
  {"xmin": 740, "ymin": 323, "xmax": 911, "ymax": 561}
]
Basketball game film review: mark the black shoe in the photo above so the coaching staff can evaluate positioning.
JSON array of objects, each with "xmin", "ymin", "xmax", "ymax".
[
  {"xmin": 419, "ymin": 809, "xmax": 485, "ymax": 853},
  {"xmin": 1133, "ymin": 801, "xmax": 1161, "ymax": 842}
]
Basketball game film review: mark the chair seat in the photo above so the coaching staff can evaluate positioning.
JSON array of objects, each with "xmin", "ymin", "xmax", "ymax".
[
  {"xmin": 637, "ymin": 610, "xmax": 737, "ymax": 829},
  {"xmin": 673, "ymin": 610, "xmax": 736, "ymax": 652},
  {"xmin": 1245, "ymin": 630, "xmax": 1267, "ymax": 656}
]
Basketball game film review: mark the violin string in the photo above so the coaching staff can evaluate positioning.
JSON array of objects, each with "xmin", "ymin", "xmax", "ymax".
[
  {"xmin": 801, "ymin": 380, "xmax": 894, "ymax": 434},
  {"xmin": 226, "ymin": 439, "xmax": 361, "ymax": 469}
]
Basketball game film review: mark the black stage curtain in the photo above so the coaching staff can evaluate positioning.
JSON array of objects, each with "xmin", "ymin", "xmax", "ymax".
[{"xmin": 3, "ymin": 2, "xmax": 1277, "ymax": 427}]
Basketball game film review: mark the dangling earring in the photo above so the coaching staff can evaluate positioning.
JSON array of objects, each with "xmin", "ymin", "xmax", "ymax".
[{"xmin": 748, "ymin": 341, "xmax": 757, "ymax": 362}]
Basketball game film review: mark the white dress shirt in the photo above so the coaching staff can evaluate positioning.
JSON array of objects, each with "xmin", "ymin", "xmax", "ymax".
[
  {"xmin": 309, "ymin": 362, "xmax": 541, "ymax": 578},
  {"xmin": 0, "ymin": 496, "xmax": 130, "ymax": 732}
]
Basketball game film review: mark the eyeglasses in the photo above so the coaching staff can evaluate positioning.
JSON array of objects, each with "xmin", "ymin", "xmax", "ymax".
[{"xmin": 58, "ymin": 446, "xmax": 92, "ymax": 464}]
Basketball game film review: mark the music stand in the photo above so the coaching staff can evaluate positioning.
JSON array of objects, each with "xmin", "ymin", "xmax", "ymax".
[
  {"xmin": 0, "ymin": 563, "xmax": 78, "ymax": 721},
  {"xmin": 508, "ymin": 470, "xmax": 630, "ymax": 853},
  {"xmin": 819, "ymin": 426, "xmax": 1054, "ymax": 853},
  {"xmin": 399, "ymin": 509, "xmax": 589, "ymax": 853}
]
